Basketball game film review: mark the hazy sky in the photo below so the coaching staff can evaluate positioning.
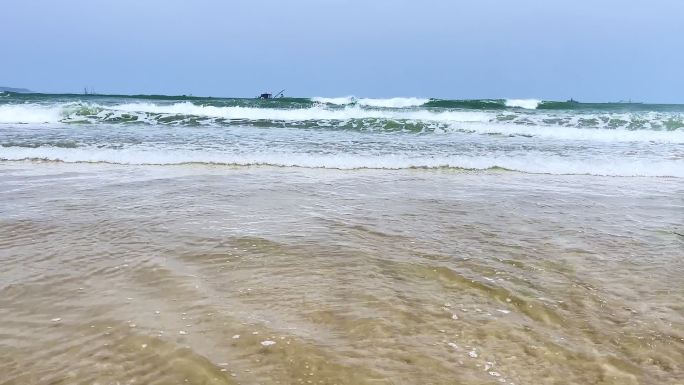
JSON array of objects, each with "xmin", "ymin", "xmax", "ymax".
[{"xmin": 2, "ymin": 0, "xmax": 683, "ymax": 102}]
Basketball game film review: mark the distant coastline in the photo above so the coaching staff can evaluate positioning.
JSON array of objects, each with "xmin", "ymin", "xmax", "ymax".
[
  {"xmin": 0, "ymin": 89, "xmax": 677, "ymax": 105},
  {"xmin": 0, "ymin": 86, "xmax": 32, "ymax": 93}
]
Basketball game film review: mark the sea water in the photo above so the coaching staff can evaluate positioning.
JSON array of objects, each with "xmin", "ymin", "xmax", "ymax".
[{"xmin": 1, "ymin": 93, "xmax": 682, "ymax": 384}]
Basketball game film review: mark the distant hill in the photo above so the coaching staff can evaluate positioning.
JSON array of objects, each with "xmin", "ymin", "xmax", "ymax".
[{"xmin": 0, "ymin": 86, "xmax": 32, "ymax": 93}]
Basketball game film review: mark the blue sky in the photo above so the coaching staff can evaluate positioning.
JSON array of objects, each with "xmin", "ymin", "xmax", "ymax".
[{"xmin": 2, "ymin": 0, "xmax": 683, "ymax": 102}]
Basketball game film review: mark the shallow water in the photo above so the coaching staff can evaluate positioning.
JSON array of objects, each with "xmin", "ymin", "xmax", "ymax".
[{"xmin": 1, "ymin": 162, "xmax": 682, "ymax": 384}]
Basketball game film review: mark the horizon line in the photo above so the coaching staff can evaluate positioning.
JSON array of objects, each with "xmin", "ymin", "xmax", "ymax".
[{"xmin": 2, "ymin": 89, "xmax": 679, "ymax": 105}]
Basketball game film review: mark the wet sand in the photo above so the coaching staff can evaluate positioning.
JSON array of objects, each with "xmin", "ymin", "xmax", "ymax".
[{"xmin": 1, "ymin": 163, "xmax": 683, "ymax": 385}]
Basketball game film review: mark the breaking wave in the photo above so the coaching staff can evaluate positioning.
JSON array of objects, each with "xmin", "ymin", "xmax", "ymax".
[
  {"xmin": 2, "ymin": 93, "xmax": 683, "ymax": 179},
  {"xmin": 110, "ymin": 102, "xmax": 490, "ymax": 122},
  {"xmin": 504, "ymin": 99, "xmax": 541, "ymax": 109},
  {"xmin": 1, "ymin": 102, "xmax": 683, "ymax": 140},
  {"xmin": 312, "ymin": 96, "xmax": 430, "ymax": 108},
  {"xmin": 0, "ymin": 102, "xmax": 492, "ymax": 124},
  {"xmin": 313, "ymin": 97, "xmax": 538, "ymax": 109},
  {"xmin": 0, "ymin": 104, "xmax": 64, "ymax": 123}
]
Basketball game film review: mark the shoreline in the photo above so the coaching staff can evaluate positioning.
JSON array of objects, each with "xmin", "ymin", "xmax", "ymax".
[{"xmin": 1, "ymin": 159, "xmax": 682, "ymax": 180}]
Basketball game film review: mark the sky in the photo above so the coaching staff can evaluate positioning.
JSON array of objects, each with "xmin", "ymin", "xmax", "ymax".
[{"xmin": 2, "ymin": 0, "xmax": 683, "ymax": 102}]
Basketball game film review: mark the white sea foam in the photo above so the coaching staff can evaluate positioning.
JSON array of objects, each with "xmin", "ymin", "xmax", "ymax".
[
  {"xmin": 2, "ymin": 102, "xmax": 682, "ymax": 144},
  {"xmin": 110, "ymin": 102, "xmax": 492, "ymax": 122},
  {"xmin": 445, "ymin": 122, "xmax": 684, "ymax": 143},
  {"xmin": 2, "ymin": 147, "xmax": 682, "ymax": 177},
  {"xmin": 312, "ymin": 96, "xmax": 429, "ymax": 108},
  {"xmin": 505, "ymin": 99, "xmax": 541, "ymax": 109},
  {"xmin": 356, "ymin": 97, "xmax": 430, "ymax": 108},
  {"xmin": 311, "ymin": 96, "xmax": 356, "ymax": 105},
  {"xmin": 2, "ymin": 102, "xmax": 682, "ymax": 141},
  {"xmin": 0, "ymin": 102, "xmax": 491, "ymax": 124},
  {"xmin": 0, "ymin": 104, "xmax": 64, "ymax": 123}
]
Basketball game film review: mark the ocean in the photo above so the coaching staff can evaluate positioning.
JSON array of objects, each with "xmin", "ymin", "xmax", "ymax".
[
  {"xmin": 1, "ymin": 93, "xmax": 683, "ymax": 384},
  {"xmin": 1, "ymin": 93, "xmax": 683, "ymax": 176}
]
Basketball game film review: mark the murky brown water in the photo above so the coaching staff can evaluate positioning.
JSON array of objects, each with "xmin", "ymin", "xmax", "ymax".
[{"xmin": 1, "ymin": 162, "xmax": 683, "ymax": 385}]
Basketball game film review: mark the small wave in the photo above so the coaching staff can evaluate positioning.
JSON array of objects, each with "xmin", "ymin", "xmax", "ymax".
[
  {"xmin": 2, "ymin": 147, "xmax": 682, "ymax": 177},
  {"xmin": 444, "ymin": 122, "xmax": 684, "ymax": 143},
  {"xmin": 424, "ymin": 99, "xmax": 507, "ymax": 109},
  {"xmin": 311, "ymin": 96, "xmax": 356, "ymax": 105},
  {"xmin": 505, "ymin": 99, "xmax": 541, "ymax": 109},
  {"xmin": 0, "ymin": 102, "xmax": 493, "ymax": 125},
  {"xmin": 77, "ymin": 102, "xmax": 494, "ymax": 123},
  {"xmin": 356, "ymin": 97, "xmax": 430, "ymax": 108},
  {"xmin": 311, "ymin": 96, "xmax": 429, "ymax": 108}
]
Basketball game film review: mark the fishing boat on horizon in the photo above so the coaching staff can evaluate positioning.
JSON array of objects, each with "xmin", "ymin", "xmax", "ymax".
[{"xmin": 257, "ymin": 89, "xmax": 286, "ymax": 99}]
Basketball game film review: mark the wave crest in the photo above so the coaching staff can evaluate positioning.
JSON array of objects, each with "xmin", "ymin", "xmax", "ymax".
[
  {"xmin": 504, "ymin": 99, "xmax": 541, "ymax": 109},
  {"xmin": 1, "ymin": 101, "xmax": 683, "ymax": 143},
  {"xmin": 0, "ymin": 104, "xmax": 64, "ymax": 123},
  {"xmin": 312, "ymin": 96, "xmax": 429, "ymax": 108}
]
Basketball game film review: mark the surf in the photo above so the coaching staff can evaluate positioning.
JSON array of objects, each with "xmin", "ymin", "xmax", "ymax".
[{"xmin": 2, "ymin": 146, "xmax": 683, "ymax": 177}]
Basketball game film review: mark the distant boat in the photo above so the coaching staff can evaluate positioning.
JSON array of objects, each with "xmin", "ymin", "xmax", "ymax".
[
  {"xmin": 566, "ymin": 98, "xmax": 579, "ymax": 103},
  {"xmin": 257, "ymin": 89, "xmax": 285, "ymax": 99}
]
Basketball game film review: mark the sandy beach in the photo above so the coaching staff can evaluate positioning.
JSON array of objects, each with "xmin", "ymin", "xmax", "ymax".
[{"xmin": 1, "ymin": 162, "xmax": 682, "ymax": 384}]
